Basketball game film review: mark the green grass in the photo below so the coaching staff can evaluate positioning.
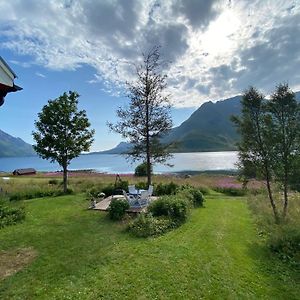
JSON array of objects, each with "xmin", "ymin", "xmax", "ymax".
[{"xmin": 0, "ymin": 192, "xmax": 299, "ymax": 299}]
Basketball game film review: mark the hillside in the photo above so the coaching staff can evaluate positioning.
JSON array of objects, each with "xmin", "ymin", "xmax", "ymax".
[
  {"xmin": 165, "ymin": 95, "xmax": 242, "ymax": 151},
  {"xmin": 102, "ymin": 92, "xmax": 300, "ymax": 153},
  {"xmin": 0, "ymin": 129, "xmax": 35, "ymax": 157}
]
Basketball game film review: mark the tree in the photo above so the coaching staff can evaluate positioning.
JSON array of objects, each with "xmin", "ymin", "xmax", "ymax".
[
  {"xmin": 232, "ymin": 87, "xmax": 280, "ymax": 223},
  {"xmin": 232, "ymin": 84, "xmax": 300, "ymax": 223},
  {"xmin": 268, "ymin": 84, "xmax": 300, "ymax": 218},
  {"xmin": 108, "ymin": 46, "xmax": 173, "ymax": 186},
  {"xmin": 33, "ymin": 91, "xmax": 95, "ymax": 193}
]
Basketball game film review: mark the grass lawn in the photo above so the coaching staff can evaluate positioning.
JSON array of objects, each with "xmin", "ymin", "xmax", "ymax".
[{"xmin": 0, "ymin": 192, "xmax": 299, "ymax": 299}]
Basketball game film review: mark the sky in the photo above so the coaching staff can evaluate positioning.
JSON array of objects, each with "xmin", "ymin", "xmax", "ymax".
[{"xmin": 0, "ymin": 0, "xmax": 300, "ymax": 151}]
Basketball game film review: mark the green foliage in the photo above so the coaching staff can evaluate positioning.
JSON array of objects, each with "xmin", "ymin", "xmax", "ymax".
[
  {"xmin": 148, "ymin": 195, "xmax": 190, "ymax": 224},
  {"xmin": 268, "ymin": 225, "xmax": 300, "ymax": 263},
  {"xmin": 247, "ymin": 193, "xmax": 300, "ymax": 264},
  {"xmin": 135, "ymin": 181, "xmax": 148, "ymax": 190},
  {"xmin": 0, "ymin": 201, "xmax": 25, "ymax": 228},
  {"xmin": 197, "ymin": 186, "xmax": 210, "ymax": 195},
  {"xmin": 100, "ymin": 181, "xmax": 128, "ymax": 196},
  {"xmin": 9, "ymin": 188, "xmax": 73, "ymax": 201},
  {"xmin": 48, "ymin": 179, "xmax": 59, "ymax": 185},
  {"xmin": 108, "ymin": 47, "xmax": 173, "ymax": 185},
  {"xmin": 154, "ymin": 181, "xmax": 179, "ymax": 196},
  {"xmin": 128, "ymin": 213, "xmax": 173, "ymax": 237},
  {"xmin": 32, "ymin": 91, "xmax": 95, "ymax": 193},
  {"xmin": 135, "ymin": 162, "xmax": 151, "ymax": 177},
  {"xmin": 86, "ymin": 186, "xmax": 105, "ymax": 200},
  {"xmin": 108, "ymin": 198, "xmax": 130, "ymax": 221},
  {"xmin": 232, "ymin": 84, "xmax": 300, "ymax": 221},
  {"xmin": 179, "ymin": 186, "xmax": 205, "ymax": 207}
]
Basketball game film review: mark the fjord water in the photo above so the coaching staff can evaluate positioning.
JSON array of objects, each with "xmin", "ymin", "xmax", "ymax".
[{"xmin": 0, "ymin": 152, "xmax": 238, "ymax": 173}]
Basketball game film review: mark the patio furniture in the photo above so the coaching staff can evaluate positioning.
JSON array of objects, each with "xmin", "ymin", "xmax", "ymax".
[
  {"xmin": 137, "ymin": 190, "xmax": 150, "ymax": 207},
  {"xmin": 148, "ymin": 185, "xmax": 154, "ymax": 196},
  {"xmin": 128, "ymin": 185, "xmax": 138, "ymax": 195},
  {"xmin": 122, "ymin": 190, "xmax": 138, "ymax": 207}
]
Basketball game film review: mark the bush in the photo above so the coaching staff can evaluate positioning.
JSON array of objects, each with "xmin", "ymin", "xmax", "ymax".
[
  {"xmin": 86, "ymin": 186, "xmax": 105, "ymax": 200},
  {"xmin": 149, "ymin": 195, "xmax": 190, "ymax": 224},
  {"xmin": 0, "ymin": 203, "xmax": 25, "ymax": 228},
  {"xmin": 154, "ymin": 182, "xmax": 179, "ymax": 196},
  {"xmin": 135, "ymin": 181, "xmax": 148, "ymax": 190},
  {"xmin": 135, "ymin": 162, "xmax": 152, "ymax": 177},
  {"xmin": 268, "ymin": 225, "xmax": 300, "ymax": 262},
  {"xmin": 48, "ymin": 179, "xmax": 59, "ymax": 185},
  {"xmin": 101, "ymin": 181, "xmax": 129, "ymax": 196},
  {"xmin": 198, "ymin": 186, "xmax": 210, "ymax": 195},
  {"xmin": 108, "ymin": 198, "xmax": 130, "ymax": 221},
  {"xmin": 247, "ymin": 193, "xmax": 300, "ymax": 264},
  {"xmin": 128, "ymin": 213, "xmax": 173, "ymax": 237},
  {"xmin": 179, "ymin": 186, "xmax": 205, "ymax": 207},
  {"xmin": 9, "ymin": 188, "xmax": 73, "ymax": 201}
]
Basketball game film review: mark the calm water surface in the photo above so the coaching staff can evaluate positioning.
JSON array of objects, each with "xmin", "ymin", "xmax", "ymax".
[{"xmin": 0, "ymin": 152, "xmax": 238, "ymax": 173}]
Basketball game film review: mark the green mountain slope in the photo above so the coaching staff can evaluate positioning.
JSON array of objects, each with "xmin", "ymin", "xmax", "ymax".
[
  {"xmin": 94, "ymin": 91, "xmax": 300, "ymax": 154},
  {"xmin": 165, "ymin": 95, "xmax": 242, "ymax": 151},
  {"xmin": 0, "ymin": 130, "xmax": 35, "ymax": 157}
]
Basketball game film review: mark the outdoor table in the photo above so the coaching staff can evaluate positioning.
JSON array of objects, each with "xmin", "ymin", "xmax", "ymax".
[{"xmin": 129, "ymin": 189, "xmax": 146, "ymax": 196}]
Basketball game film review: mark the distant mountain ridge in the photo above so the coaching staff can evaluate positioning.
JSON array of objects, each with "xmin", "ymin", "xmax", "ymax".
[
  {"xmin": 99, "ymin": 91, "xmax": 300, "ymax": 154},
  {"xmin": 0, "ymin": 129, "xmax": 35, "ymax": 157}
]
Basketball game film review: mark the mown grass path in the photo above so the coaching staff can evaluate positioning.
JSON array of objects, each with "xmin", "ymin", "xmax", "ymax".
[{"xmin": 0, "ymin": 193, "xmax": 299, "ymax": 299}]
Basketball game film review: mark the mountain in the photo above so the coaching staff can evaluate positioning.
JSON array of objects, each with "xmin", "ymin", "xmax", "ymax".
[
  {"xmin": 99, "ymin": 95, "xmax": 242, "ymax": 154},
  {"xmin": 165, "ymin": 95, "xmax": 242, "ymax": 151},
  {"xmin": 0, "ymin": 129, "xmax": 36, "ymax": 157},
  {"xmin": 90, "ymin": 142, "xmax": 132, "ymax": 155},
  {"xmin": 95, "ymin": 91, "xmax": 300, "ymax": 154}
]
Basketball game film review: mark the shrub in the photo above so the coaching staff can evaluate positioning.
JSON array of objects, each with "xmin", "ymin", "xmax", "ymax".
[
  {"xmin": 135, "ymin": 162, "xmax": 152, "ymax": 177},
  {"xmin": 108, "ymin": 198, "xmax": 130, "ymax": 221},
  {"xmin": 268, "ymin": 225, "xmax": 300, "ymax": 262},
  {"xmin": 128, "ymin": 213, "xmax": 173, "ymax": 237},
  {"xmin": 179, "ymin": 186, "xmax": 205, "ymax": 207},
  {"xmin": 154, "ymin": 182, "xmax": 179, "ymax": 196},
  {"xmin": 247, "ymin": 193, "xmax": 300, "ymax": 264},
  {"xmin": 9, "ymin": 188, "xmax": 73, "ymax": 201},
  {"xmin": 135, "ymin": 181, "xmax": 148, "ymax": 190},
  {"xmin": 149, "ymin": 195, "xmax": 190, "ymax": 224},
  {"xmin": 86, "ymin": 186, "xmax": 104, "ymax": 200},
  {"xmin": 102, "ymin": 181, "xmax": 129, "ymax": 196},
  {"xmin": 48, "ymin": 179, "xmax": 59, "ymax": 185},
  {"xmin": 0, "ymin": 204, "xmax": 25, "ymax": 228},
  {"xmin": 198, "ymin": 186, "xmax": 210, "ymax": 195}
]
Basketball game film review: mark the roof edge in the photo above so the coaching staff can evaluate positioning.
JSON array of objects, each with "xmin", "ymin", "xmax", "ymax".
[{"xmin": 0, "ymin": 56, "xmax": 17, "ymax": 78}]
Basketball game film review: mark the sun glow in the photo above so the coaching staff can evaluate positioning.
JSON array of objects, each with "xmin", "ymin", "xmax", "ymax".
[{"xmin": 200, "ymin": 9, "xmax": 240, "ymax": 58}]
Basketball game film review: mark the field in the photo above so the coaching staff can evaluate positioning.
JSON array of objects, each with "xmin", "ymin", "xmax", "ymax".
[{"xmin": 0, "ymin": 179, "xmax": 299, "ymax": 299}]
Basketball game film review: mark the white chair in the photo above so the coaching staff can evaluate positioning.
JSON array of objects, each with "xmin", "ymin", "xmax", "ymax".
[
  {"xmin": 128, "ymin": 185, "xmax": 137, "ymax": 195},
  {"xmin": 122, "ymin": 190, "xmax": 137, "ymax": 206},
  {"xmin": 137, "ymin": 191, "xmax": 150, "ymax": 207},
  {"xmin": 148, "ymin": 185, "xmax": 154, "ymax": 196}
]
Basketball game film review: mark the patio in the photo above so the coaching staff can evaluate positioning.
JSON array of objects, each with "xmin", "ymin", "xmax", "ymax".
[{"xmin": 92, "ymin": 194, "xmax": 158, "ymax": 213}]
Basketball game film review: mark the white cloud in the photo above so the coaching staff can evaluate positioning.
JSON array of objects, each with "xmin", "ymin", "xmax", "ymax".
[
  {"xmin": 0, "ymin": 0, "xmax": 300, "ymax": 108},
  {"xmin": 35, "ymin": 72, "xmax": 46, "ymax": 78}
]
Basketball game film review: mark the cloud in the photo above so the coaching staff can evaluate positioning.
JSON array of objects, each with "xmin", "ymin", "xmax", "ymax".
[
  {"xmin": 35, "ymin": 72, "xmax": 46, "ymax": 78},
  {"xmin": 171, "ymin": 0, "xmax": 222, "ymax": 29},
  {"xmin": 0, "ymin": 0, "xmax": 299, "ymax": 107}
]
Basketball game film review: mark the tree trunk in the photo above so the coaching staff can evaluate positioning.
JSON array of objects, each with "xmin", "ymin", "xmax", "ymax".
[
  {"xmin": 146, "ymin": 114, "xmax": 151, "ymax": 186},
  {"xmin": 63, "ymin": 163, "xmax": 68, "ymax": 194},
  {"xmin": 265, "ymin": 167, "xmax": 280, "ymax": 223},
  {"xmin": 282, "ymin": 171, "xmax": 289, "ymax": 219}
]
